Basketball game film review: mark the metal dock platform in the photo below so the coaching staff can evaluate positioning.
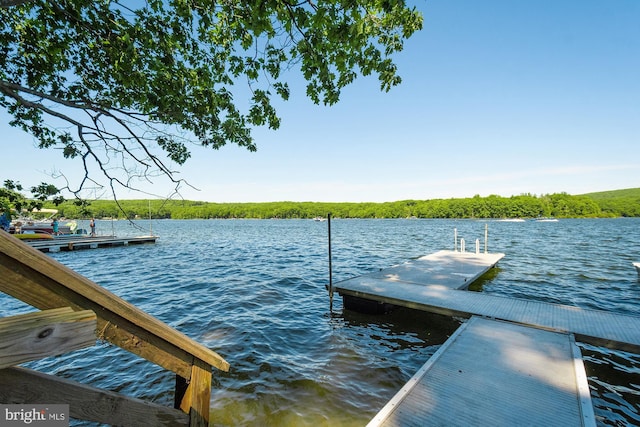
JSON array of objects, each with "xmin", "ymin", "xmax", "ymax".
[
  {"xmin": 334, "ymin": 250, "xmax": 640, "ymax": 353},
  {"xmin": 23, "ymin": 235, "xmax": 158, "ymax": 252},
  {"xmin": 368, "ymin": 316, "xmax": 595, "ymax": 427},
  {"xmin": 348, "ymin": 250, "xmax": 505, "ymax": 290},
  {"xmin": 335, "ymin": 249, "xmax": 640, "ymax": 426},
  {"xmin": 337, "ymin": 250, "xmax": 504, "ymax": 314}
]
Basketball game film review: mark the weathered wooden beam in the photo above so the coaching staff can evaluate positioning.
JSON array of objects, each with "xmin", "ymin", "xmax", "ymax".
[
  {"xmin": 0, "ymin": 231, "xmax": 226, "ymax": 422},
  {"xmin": 0, "ymin": 307, "xmax": 96, "ymax": 369},
  {"xmin": 0, "ymin": 231, "xmax": 229, "ymax": 376},
  {"xmin": 0, "ymin": 252, "xmax": 197, "ymax": 379},
  {"xmin": 0, "ymin": 367, "xmax": 190, "ymax": 426},
  {"xmin": 175, "ymin": 358, "xmax": 213, "ymax": 426}
]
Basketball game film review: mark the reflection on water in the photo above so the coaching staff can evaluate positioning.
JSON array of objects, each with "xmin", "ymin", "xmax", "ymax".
[
  {"xmin": 580, "ymin": 343, "xmax": 640, "ymax": 426},
  {"xmin": 1, "ymin": 218, "xmax": 639, "ymax": 426}
]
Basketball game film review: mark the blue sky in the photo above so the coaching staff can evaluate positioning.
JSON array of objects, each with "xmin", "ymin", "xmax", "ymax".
[{"xmin": 2, "ymin": 0, "xmax": 639, "ymax": 202}]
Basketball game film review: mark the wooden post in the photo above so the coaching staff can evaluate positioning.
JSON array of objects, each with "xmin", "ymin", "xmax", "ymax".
[{"xmin": 175, "ymin": 359, "xmax": 213, "ymax": 426}]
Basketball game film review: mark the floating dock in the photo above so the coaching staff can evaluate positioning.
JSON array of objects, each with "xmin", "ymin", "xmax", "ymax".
[
  {"xmin": 333, "ymin": 249, "xmax": 640, "ymax": 426},
  {"xmin": 23, "ymin": 235, "xmax": 157, "ymax": 252},
  {"xmin": 368, "ymin": 316, "xmax": 595, "ymax": 427},
  {"xmin": 335, "ymin": 250, "xmax": 640, "ymax": 353},
  {"xmin": 337, "ymin": 250, "xmax": 504, "ymax": 313},
  {"xmin": 343, "ymin": 250, "xmax": 505, "ymax": 290}
]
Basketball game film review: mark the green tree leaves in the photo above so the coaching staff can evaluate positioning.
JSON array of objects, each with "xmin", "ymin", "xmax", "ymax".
[
  {"xmin": 1, "ymin": 180, "xmax": 63, "ymax": 214},
  {"xmin": 1, "ymin": 0, "xmax": 423, "ymax": 196},
  {"xmin": 45, "ymin": 191, "xmax": 640, "ymax": 220}
]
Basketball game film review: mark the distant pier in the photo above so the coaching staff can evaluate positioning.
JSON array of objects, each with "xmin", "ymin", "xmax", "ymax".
[{"xmin": 22, "ymin": 234, "xmax": 157, "ymax": 252}]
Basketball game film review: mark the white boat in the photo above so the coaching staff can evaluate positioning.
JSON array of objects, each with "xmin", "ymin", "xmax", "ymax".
[
  {"xmin": 11, "ymin": 208, "xmax": 77, "ymax": 235},
  {"xmin": 634, "ymin": 262, "xmax": 640, "ymax": 276}
]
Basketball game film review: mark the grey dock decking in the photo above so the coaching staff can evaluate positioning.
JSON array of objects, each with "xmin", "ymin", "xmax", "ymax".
[
  {"xmin": 335, "ymin": 250, "xmax": 640, "ymax": 353},
  {"xmin": 336, "ymin": 249, "xmax": 640, "ymax": 426},
  {"xmin": 24, "ymin": 235, "xmax": 157, "ymax": 252},
  {"xmin": 350, "ymin": 250, "xmax": 505, "ymax": 290},
  {"xmin": 368, "ymin": 316, "xmax": 596, "ymax": 427}
]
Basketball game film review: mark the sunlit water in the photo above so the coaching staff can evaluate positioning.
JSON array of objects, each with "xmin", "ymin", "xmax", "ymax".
[{"xmin": 2, "ymin": 218, "xmax": 639, "ymax": 426}]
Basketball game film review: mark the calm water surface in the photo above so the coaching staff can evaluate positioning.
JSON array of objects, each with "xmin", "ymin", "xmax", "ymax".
[{"xmin": 2, "ymin": 218, "xmax": 639, "ymax": 426}]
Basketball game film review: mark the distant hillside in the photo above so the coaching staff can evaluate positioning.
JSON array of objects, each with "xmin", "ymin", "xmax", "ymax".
[
  {"xmin": 582, "ymin": 188, "xmax": 640, "ymax": 217},
  {"xmin": 581, "ymin": 188, "xmax": 640, "ymax": 200}
]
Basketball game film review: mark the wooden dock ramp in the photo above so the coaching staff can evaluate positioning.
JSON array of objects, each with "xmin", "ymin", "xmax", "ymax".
[{"xmin": 368, "ymin": 316, "xmax": 596, "ymax": 427}]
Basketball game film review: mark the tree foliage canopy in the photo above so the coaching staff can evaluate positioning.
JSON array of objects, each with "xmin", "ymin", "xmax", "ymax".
[
  {"xmin": 45, "ymin": 190, "xmax": 640, "ymax": 220},
  {"xmin": 0, "ymin": 0, "xmax": 422, "ymax": 196},
  {"xmin": 0, "ymin": 179, "xmax": 64, "ymax": 216}
]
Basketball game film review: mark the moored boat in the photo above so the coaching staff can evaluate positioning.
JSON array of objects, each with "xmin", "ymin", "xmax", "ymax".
[
  {"xmin": 13, "ymin": 233, "xmax": 55, "ymax": 240},
  {"xmin": 14, "ymin": 221, "xmax": 76, "ymax": 235},
  {"xmin": 10, "ymin": 208, "xmax": 77, "ymax": 235},
  {"xmin": 634, "ymin": 262, "xmax": 640, "ymax": 276}
]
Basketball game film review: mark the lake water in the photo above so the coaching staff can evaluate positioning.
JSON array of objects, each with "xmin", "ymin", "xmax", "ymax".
[{"xmin": 2, "ymin": 218, "xmax": 639, "ymax": 426}]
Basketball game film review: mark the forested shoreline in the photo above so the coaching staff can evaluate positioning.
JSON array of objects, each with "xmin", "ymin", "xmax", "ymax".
[{"xmin": 46, "ymin": 189, "xmax": 640, "ymax": 220}]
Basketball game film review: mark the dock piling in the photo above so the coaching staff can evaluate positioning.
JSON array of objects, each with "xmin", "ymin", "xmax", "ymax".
[
  {"xmin": 485, "ymin": 223, "xmax": 488, "ymax": 253},
  {"xmin": 454, "ymin": 228, "xmax": 458, "ymax": 252},
  {"xmin": 328, "ymin": 213, "xmax": 333, "ymax": 313}
]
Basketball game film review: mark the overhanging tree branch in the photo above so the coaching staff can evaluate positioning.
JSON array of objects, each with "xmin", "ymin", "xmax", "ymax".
[
  {"xmin": 0, "ymin": 79, "xmax": 190, "ymax": 200},
  {"xmin": 1, "ymin": 0, "xmax": 423, "ymax": 199}
]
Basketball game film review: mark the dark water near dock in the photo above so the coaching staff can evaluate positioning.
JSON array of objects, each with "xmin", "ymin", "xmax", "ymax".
[{"xmin": 2, "ymin": 218, "xmax": 640, "ymax": 426}]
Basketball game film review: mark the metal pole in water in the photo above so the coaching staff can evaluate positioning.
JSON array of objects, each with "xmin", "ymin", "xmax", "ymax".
[
  {"xmin": 328, "ymin": 213, "xmax": 333, "ymax": 313},
  {"xmin": 149, "ymin": 200, "xmax": 153, "ymax": 236},
  {"xmin": 485, "ymin": 223, "xmax": 488, "ymax": 253},
  {"xmin": 454, "ymin": 228, "xmax": 458, "ymax": 252}
]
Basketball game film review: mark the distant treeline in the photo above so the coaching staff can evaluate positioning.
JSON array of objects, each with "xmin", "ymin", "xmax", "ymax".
[{"xmin": 47, "ymin": 189, "xmax": 640, "ymax": 220}]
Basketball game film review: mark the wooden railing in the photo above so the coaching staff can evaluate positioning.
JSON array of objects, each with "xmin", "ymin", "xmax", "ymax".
[{"xmin": 0, "ymin": 230, "xmax": 229, "ymax": 426}]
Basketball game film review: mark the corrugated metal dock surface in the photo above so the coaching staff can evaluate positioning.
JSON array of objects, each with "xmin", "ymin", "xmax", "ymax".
[
  {"xmin": 335, "ymin": 251, "xmax": 640, "ymax": 353},
  {"xmin": 24, "ymin": 235, "xmax": 157, "ymax": 252},
  {"xmin": 368, "ymin": 316, "xmax": 595, "ymax": 427},
  {"xmin": 362, "ymin": 250, "xmax": 505, "ymax": 290}
]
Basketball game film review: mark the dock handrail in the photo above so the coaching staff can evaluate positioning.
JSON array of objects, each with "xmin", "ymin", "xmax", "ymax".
[{"xmin": 0, "ymin": 230, "xmax": 229, "ymax": 426}]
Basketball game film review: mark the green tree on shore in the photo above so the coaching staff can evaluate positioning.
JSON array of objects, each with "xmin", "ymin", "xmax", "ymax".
[{"xmin": 44, "ymin": 189, "xmax": 640, "ymax": 220}]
